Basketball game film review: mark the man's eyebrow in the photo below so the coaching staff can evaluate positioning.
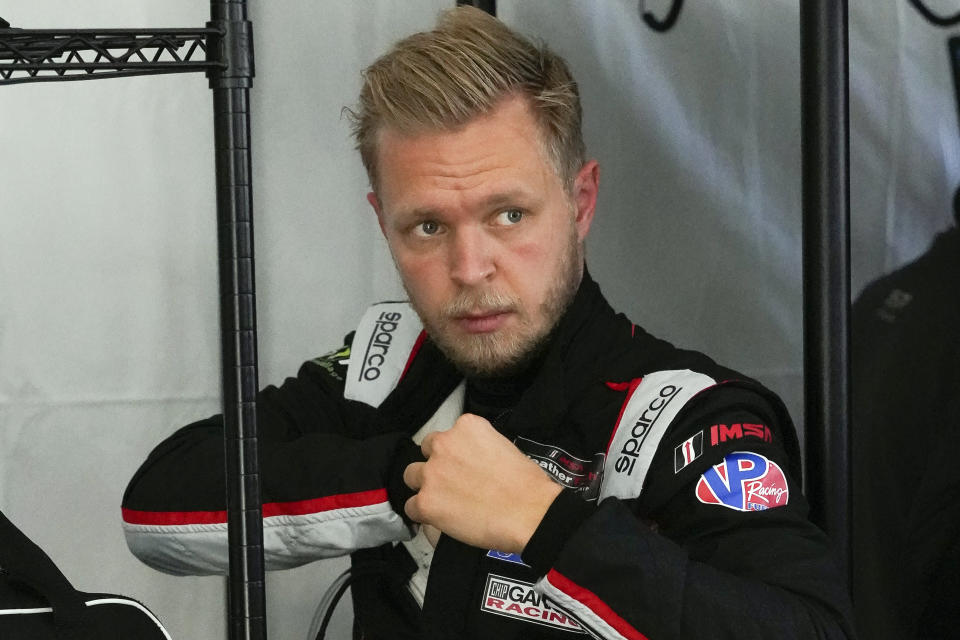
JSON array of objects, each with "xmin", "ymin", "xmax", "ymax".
[
  {"xmin": 480, "ymin": 189, "xmax": 541, "ymax": 210},
  {"xmin": 393, "ymin": 206, "xmax": 441, "ymax": 221},
  {"xmin": 393, "ymin": 189, "xmax": 542, "ymax": 220}
]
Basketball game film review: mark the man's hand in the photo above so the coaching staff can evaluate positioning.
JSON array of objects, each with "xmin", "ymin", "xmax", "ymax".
[{"xmin": 403, "ymin": 413, "xmax": 562, "ymax": 554}]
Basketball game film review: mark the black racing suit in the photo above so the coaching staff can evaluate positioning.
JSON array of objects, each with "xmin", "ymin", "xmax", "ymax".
[{"xmin": 122, "ymin": 272, "xmax": 855, "ymax": 639}]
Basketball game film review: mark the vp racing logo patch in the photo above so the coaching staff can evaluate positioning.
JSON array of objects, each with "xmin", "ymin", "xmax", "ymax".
[
  {"xmin": 696, "ymin": 452, "xmax": 789, "ymax": 512},
  {"xmin": 482, "ymin": 574, "xmax": 584, "ymax": 633}
]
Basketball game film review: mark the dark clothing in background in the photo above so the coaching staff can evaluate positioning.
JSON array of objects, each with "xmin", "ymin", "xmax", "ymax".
[{"xmin": 852, "ymin": 226, "xmax": 960, "ymax": 639}]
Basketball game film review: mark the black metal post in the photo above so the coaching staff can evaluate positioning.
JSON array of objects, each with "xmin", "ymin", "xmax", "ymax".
[
  {"xmin": 1, "ymin": 7, "xmax": 264, "ymax": 637},
  {"xmin": 206, "ymin": 1, "xmax": 265, "ymax": 638},
  {"xmin": 800, "ymin": 0, "xmax": 851, "ymax": 581},
  {"xmin": 456, "ymin": 0, "xmax": 496, "ymax": 15}
]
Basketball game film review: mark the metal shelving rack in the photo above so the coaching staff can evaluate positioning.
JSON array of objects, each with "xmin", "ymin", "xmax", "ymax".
[
  {"xmin": 1, "ymin": 3, "xmax": 267, "ymax": 638},
  {"xmin": 800, "ymin": 0, "xmax": 851, "ymax": 582}
]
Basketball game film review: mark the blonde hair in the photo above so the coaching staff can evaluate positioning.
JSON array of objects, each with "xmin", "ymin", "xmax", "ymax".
[{"xmin": 348, "ymin": 6, "xmax": 585, "ymax": 194}]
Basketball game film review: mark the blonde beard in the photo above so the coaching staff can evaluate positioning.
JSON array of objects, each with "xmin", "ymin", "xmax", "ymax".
[{"xmin": 405, "ymin": 226, "xmax": 583, "ymax": 379}]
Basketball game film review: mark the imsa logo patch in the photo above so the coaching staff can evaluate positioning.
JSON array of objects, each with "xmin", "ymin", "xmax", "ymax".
[{"xmin": 481, "ymin": 574, "xmax": 585, "ymax": 633}]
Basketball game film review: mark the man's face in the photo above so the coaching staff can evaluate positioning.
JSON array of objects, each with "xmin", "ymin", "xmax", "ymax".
[{"xmin": 368, "ymin": 95, "xmax": 599, "ymax": 377}]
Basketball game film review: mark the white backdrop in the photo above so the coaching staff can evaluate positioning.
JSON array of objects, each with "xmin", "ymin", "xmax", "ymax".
[{"xmin": 1, "ymin": 1, "xmax": 956, "ymax": 638}]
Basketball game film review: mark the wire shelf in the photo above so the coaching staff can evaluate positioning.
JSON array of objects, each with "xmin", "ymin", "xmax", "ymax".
[{"xmin": 0, "ymin": 28, "xmax": 223, "ymax": 84}]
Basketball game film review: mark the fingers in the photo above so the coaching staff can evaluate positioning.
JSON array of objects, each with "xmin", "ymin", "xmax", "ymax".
[
  {"xmin": 419, "ymin": 431, "xmax": 437, "ymax": 458},
  {"xmin": 403, "ymin": 462, "xmax": 427, "ymax": 523},
  {"xmin": 420, "ymin": 413, "xmax": 490, "ymax": 456},
  {"xmin": 404, "ymin": 494, "xmax": 423, "ymax": 524},
  {"xmin": 403, "ymin": 414, "xmax": 496, "ymax": 533},
  {"xmin": 403, "ymin": 461, "xmax": 424, "ymax": 491}
]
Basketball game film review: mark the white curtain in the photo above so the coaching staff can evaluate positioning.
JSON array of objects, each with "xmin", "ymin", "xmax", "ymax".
[{"xmin": 1, "ymin": 1, "xmax": 956, "ymax": 638}]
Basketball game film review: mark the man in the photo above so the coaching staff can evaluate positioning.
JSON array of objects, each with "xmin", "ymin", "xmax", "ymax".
[{"xmin": 122, "ymin": 8, "xmax": 855, "ymax": 639}]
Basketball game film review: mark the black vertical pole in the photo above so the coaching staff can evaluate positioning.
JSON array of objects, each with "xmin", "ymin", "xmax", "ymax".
[
  {"xmin": 206, "ymin": 1, "xmax": 266, "ymax": 638},
  {"xmin": 456, "ymin": 0, "xmax": 497, "ymax": 15},
  {"xmin": 800, "ymin": 0, "xmax": 851, "ymax": 581}
]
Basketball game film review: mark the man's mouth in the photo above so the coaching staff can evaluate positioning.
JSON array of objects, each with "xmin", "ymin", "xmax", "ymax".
[{"xmin": 452, "ymin": 310, "xmax": 513, "ymax": 334}]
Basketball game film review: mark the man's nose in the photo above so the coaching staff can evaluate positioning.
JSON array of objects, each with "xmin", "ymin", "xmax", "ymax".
[{"xmin": 448, "ymin": 226, "xmax": 495, "ymax": 286}]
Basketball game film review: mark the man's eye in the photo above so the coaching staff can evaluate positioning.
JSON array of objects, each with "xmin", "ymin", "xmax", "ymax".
[
  {"xmin": 414, "ymin": 220, "xmax": 440, "ymax": 236},
  {"xmin": 496, "ymin": 209, "xmax": 524, "ymax": 225}
]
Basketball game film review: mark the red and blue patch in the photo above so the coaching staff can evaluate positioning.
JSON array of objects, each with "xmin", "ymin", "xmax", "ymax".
[{"xmin": 695, "ymin": 452, "xmax": 789, "ymax": 512}]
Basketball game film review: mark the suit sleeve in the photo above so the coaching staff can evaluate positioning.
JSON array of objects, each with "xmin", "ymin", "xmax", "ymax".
[
  {"xmin": 121, "ymin": 346, "xmax": 418, "ymax": 576},
  {"xmin": 522, "ymin": 390, "xmax": 856, "ymax": 639}
]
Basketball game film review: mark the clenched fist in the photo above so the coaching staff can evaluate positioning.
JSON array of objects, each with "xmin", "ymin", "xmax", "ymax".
[{"xmin": 403, "ymin": 413, "xmax": 562, "ymax": 554}]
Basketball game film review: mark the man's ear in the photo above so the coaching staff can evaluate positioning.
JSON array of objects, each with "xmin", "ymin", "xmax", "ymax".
[
  {"xmin": 367, "ymin": 192, "xmax": 387, "ymax": 236},
  {"xmin": 572, "ymin": 160, "xmax": 600, "ymax": 242}
]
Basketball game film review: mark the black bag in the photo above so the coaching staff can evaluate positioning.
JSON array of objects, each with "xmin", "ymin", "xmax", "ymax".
[{"xmin": 0, "ymin": 509, "xmax": 172, "ymax": 639}]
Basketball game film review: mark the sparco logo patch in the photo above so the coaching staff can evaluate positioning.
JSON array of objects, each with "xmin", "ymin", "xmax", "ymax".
[
  {"xmin": 358, "ymin": 311, "xmax": 402, "ymax": 382},
  {"xmin": 515, "ymin": 437, "xmax": 604, "ymax": 501},
  {"xmin": 344, "ymin": 302, "xmax": 423, "ymax": 408},
  {"xmin": 696, "ymin": 451, "xmax": 790, "ymax": 512},
  {"xmin": 600, "ymin": 370, "xmax": 716, "ymax": 502},
  {"xmin": 615, "ymin": 384, "xmax": 681, "ymax": 476},
  {"xmin": 482, "ymin": 574, "xmax": 584, "ymax": 633}
]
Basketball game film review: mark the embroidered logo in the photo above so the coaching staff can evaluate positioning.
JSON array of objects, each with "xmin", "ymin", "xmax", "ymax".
[
  {"xmin": 482, "ymin": 574, "xmax": 584, "ymax": 633},
  {"xmin": 600, "ymin": 370, "xmax": 716, "ymax": 502},
  {"xmin": 696, "ymin": 452, "xmax": 789, "ymax": 512},
  {"xmin": 709, "ymin": 423, "xmax": 772, "ymax": 446},
  {"xmin": 515, "ymin": 437, "xmax": 604, "ymax": 501},
  {"xmin": 614, "ymin": 383, "xmax": 681, "ymax": 477},
  {"xmin": 357, "ymin": 311, "xmax": 403, "ymax": 382},
  {"xmin": 485, "ymin": 550, "xmax": 529, "ymax": 566},
  {"xmin": 674, "ymin": 431, "xmax": 704, "ymax": 473},
  {"xmin": 311, "ymin": 345, "xmax": 350, "ymax": 381},
  {"xmin": 344, "ymin": 302, "xmax": 422, "ymax": 408}
]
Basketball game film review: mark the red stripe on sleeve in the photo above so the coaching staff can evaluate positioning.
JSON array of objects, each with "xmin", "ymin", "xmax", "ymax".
[
  {"xmin": 122, "ymin": 488, "xmax": 389, "ymax": 526},
  {"xmin": 121, "ymin": 507, "xmax": 227, "ymax": 526},
  {"xmin": 399, "ymin": 330, "xmax": 427, "ymax": 382},
  {"xmin": 604, "ymin": 377, "xmax": 644, "ymax": 455},
  {"xmin": 261, "ymin": 488, "xmax": 388, "ymax": 517},
  {"xmin": 546, "ymin": 569, "xmax": 650, "ymax": 640}
]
